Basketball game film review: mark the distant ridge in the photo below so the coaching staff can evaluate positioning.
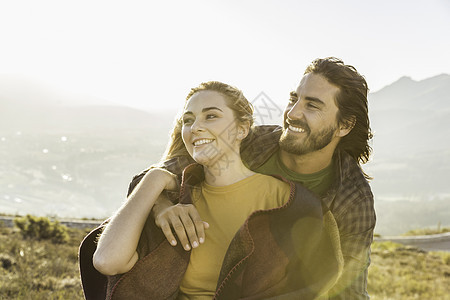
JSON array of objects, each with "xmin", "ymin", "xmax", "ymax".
[
  {"xmin": 0, "ymin": 76, "xmax": 176, "ymax": 133},
  {"xmin": 370, "ymin": 73, "xmax": 450, "ymax": 110}
]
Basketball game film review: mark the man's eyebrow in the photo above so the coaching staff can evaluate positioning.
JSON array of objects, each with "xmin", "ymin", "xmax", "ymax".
[{"xmin": 290, "ymin": 91, "xmax": 325, "ymax": 105}]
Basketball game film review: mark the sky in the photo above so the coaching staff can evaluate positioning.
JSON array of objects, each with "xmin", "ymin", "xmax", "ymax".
[{"xmin": 1, "ymin": 0, "xmax": 449, "ymax": 111}]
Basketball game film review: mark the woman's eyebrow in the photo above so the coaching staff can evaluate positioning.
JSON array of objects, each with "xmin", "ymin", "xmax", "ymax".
[
  {"xmin": 202, "ymin": 107, "xmax": 223, "ymax": 112},
  {"xmin": 183, "ymin": 107, "xmax": 223, "ymax": 116}
]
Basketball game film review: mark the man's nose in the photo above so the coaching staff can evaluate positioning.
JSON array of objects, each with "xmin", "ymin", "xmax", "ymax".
[{"xmin": 286, "ymin": 101, "xmax": 304, "ymax": 120}]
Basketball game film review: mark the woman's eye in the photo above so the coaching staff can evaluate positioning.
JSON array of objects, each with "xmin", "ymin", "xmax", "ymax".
[
  {"xmin": 206, "ymin": 114, "xmax": 217, "ymax": 120},
  {"xmin": 182, "ymin": 118, "xmax": 194, "ymax": 125},
  {"xmin": 289, "ymin": 92, "xmax": 297, "ymax": 103}
]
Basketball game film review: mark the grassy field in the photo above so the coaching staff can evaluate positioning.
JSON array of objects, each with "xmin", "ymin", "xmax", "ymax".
[
  {"xmin": 368, "ymin": 241, "xmax": 450, "ymax": 299},
  {"xmin": 0, "ymin": 219, "xmax": 87, "ymax": 300},
  {"xmin": 0, "ymin": 218, "xmax": 449, "ymax": 299}
]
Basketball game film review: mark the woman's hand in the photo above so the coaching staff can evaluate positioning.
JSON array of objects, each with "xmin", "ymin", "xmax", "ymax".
[{"xmin": 155, "ymin": 203, "xmax": 209, "ymax": 251}]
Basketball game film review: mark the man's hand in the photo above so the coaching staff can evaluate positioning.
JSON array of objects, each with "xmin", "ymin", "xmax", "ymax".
[{"xmin": 155, "ymin": 203, "xmax": 209, "ymax": 251}]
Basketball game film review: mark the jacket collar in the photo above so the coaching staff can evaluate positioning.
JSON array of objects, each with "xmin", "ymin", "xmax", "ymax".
[{"xmin": 178, "ymin": 163, "xmax": 205, "ymax": 205}]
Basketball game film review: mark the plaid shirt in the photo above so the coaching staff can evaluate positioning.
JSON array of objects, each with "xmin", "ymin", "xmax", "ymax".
[
  {"xmin": 131, "ymin": 125, "xmax": 376, "ymax": 300},
  {"xmin": 241, "ymin": 125, "xmax": 376, "ymax": 299}
]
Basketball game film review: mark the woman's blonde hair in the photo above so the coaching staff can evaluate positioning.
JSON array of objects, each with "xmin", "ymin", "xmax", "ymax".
[{"xmin": 161, "ymin": 81, "xmax": 254, "ymax": 162}]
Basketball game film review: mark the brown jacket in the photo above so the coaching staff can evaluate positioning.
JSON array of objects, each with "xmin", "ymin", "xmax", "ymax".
[{"xmin": 79, "ymin": 163, "xmax": 343, "ymax": 299}]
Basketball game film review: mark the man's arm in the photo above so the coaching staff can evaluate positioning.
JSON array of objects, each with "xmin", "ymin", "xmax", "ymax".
[
  {"xmin": 127, "ymin": 156, "xmax": 208, "ymax": 251},
  {"xmin": 329, "ymin": 194, "xmax": 376, "ymax": 299}
]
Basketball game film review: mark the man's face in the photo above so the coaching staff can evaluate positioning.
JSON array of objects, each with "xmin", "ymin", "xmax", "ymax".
[{"xmin": 279, "ymin": 73, "xmax": 342, "ymax": 156}]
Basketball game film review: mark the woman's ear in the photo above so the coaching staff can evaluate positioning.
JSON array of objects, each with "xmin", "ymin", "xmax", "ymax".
[
  {"xmin": 336, "ymin": 115, "xmax": 356, "ymax": 138},
  {"xmin": 237, "ymin": 121, "xmax": 251, "ymax": 141}
]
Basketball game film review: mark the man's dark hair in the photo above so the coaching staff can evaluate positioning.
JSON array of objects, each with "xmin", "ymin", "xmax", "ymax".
[{"xmin": 304, "ymin": 57, "xmax": 373, "ymax": 166}]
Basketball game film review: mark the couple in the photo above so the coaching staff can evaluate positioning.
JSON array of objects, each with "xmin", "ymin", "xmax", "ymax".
[{"xmin": 79, "ymin": 57, "xmax": 376, "ymax": 300}]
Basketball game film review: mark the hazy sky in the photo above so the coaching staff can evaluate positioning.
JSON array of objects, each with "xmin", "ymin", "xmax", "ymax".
[{"xmin": 1, "ymin": 0, "xmax": 449, "ymax": 111}]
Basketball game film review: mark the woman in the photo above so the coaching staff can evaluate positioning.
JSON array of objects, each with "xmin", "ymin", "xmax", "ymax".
[{"xmin": 80, "ymin": 81, "xmax": 342, "ymax": 300}]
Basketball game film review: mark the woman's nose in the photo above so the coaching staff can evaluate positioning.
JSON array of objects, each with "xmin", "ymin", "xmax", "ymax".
[{"xmin": 191, "ymin": 119, "xmax": 204, "ymax": 133}]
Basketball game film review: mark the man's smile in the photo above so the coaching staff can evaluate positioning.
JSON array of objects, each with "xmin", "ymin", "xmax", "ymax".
[
  {"xmin": 288, "ymin": 124, "xmax": 305, "ymax": 133},
  {"xmin": 285, "ymin": 118, "xmax": 309, "ymax": 134}
]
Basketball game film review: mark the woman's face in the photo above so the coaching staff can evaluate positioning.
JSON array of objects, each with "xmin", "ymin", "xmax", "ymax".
[{"xmin": 182, "ymin": 90, "xmax": 242, "ymax": 167}]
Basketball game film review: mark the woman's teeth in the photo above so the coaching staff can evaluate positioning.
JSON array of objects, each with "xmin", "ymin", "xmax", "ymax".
[{"xmin": 193, "ymin": 139, "xmax": 214, "ymax": 146}]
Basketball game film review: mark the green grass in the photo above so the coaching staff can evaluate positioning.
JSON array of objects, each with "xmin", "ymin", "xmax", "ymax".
[
  {"xmin": 368, "ymin": 241, "xmax": 450, "ymax": 300},
  {"xmin": 402, "ymin": 226, "xmax": 450, "ymax": 236},
  {"xmin": 0, "ymin": 222, "xmax": 89, "ymax": 300},
  {"xmin": 0, "ymin": 219, "xmax": 449, "ymax": 299}
]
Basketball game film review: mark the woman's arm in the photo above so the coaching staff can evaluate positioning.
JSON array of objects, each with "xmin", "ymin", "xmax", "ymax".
[{"xmin": 93, "ymin": 168, "xmax": 177, "ymax": 276}]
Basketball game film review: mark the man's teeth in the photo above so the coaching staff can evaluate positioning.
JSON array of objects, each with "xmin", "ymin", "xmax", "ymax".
[
  {"xmin": 288, "ymin": 125, "xmax": 305, "ymax": 133},
  {"xmin": 193, "ymin": 139, "xmax": 214, "ymax": 146}
]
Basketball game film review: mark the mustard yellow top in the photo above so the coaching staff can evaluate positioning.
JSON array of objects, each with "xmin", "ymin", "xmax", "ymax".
[{"xmin": 178, "ymin": 173, "xmax": 290, "ymax": 299}]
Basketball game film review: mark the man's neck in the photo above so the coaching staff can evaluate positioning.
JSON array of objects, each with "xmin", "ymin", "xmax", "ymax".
[{"xmin": 279, "ymin": 146, "xmax": 335, "ymax": 175}]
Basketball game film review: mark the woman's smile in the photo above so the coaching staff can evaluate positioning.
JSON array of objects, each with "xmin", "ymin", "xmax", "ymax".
[{"xmin": 192, "ymin": 138, "xmax": 215, "ymax": 147}]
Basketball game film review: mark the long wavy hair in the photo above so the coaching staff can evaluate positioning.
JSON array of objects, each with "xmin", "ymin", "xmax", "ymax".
[
  {"xmin": 161, "ymin": 81, "xmax": 254, "ymax": 162},
  {"xmin": 304, "ymin": 57, "xmax": 373, "ymax": 167}
]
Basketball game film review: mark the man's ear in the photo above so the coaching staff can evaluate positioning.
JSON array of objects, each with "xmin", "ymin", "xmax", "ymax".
[
  {"xmin": 237, "ymin": 121, "xmax": 251, "ymax": 141},
  {"xmin": 336, "ymin": 115, "xmax": 356, "ymax": 137}
]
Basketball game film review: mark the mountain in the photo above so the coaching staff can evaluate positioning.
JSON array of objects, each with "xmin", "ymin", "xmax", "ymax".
[
  {"xmin": 0, "ymin": 76, "xmax": 176, "ymax": 219},
  {"xmin": 369, "ymin": 74, "xmax": 450, "ymax": 150},
  {"xmin": 367, "ymin": 73, "xmax": 450, "ymax": 161},
  {"xmin": 370, "ymin": 74, "xmax": 450, "ymax": 110},
  {"xmin": 366, "ymin": 74, "xmax": 450, "ymax": 234},
  {"xmin": 0, "ymin": 76, "xmax": 177, "ymax": 133}
]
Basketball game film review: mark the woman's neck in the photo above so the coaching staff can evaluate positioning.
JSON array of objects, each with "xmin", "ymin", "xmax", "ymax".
[{"xmin": 203, "ymin": 154, "xmax": 255, "ymax": 186}]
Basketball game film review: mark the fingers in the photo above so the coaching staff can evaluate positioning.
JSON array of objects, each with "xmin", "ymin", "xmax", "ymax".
[
  {"xmin": 158, "ymin": 218, "xmax": 178, "ymax": 247},
  {"xmin": 203, "ymin": 221, "xmax": 210, "ymax": 229},
  {"xmin": 170, "ymin": 214, "xmax": 192, "ymax": 251},
  {"xmin": 188, "ymin": 208, "xmax": 207, "ymax": 245},
  {"xmin": 155, "ymin": 204, "xmax": 208, "ymax": 251}
]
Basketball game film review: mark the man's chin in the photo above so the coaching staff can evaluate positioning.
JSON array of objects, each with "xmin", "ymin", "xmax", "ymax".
[{"xmin": 279, "ymin": 136, "xmax": 304, "ymax": 155}]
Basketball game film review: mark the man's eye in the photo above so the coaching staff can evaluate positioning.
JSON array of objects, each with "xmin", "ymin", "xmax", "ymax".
[
  {"xmin": 307, "ymin": 103, "xmax": 318, "ymax": 109},
  {"xmin": 206, "ymin": 114, "xmax": 217, "ymax": 120}
]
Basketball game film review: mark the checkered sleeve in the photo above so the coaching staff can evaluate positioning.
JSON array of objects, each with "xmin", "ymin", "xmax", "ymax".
[{"xmin": 329, "ymin": 189, "xmax": 376, "ymax": 299}]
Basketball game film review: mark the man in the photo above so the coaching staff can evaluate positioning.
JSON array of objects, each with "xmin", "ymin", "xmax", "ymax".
[{"xmin": 133, "ymin": 57, "xmax": 376, "ymax": 299}]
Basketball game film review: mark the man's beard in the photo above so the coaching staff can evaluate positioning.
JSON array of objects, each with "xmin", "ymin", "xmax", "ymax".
[{"xmin": 279, "ymin": 119, "xmax": 337, "ymax": 156}]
